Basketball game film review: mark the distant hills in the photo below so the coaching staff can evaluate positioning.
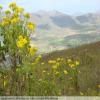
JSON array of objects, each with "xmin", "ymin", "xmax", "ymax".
[{"xmin": 30, "ymin": 11, "xmax": 100, "ymax": 53}]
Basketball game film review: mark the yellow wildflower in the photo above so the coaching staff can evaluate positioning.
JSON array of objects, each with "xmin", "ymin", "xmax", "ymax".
[
  {"xmin": 29, "ymin": 46, "xmax": 37, "ymax": 56},
  {"xmin": 16, "ymin": 35, "xmax": 28, "ymax": 48},
  {"xmin": 67, "ymin": 59, "xmax": 72, "ymax": 63},
  {"xmin": 27, "ymin": 22, "xmax": 36, "ymax": 31},
  {"xmin": 41, "ymin": 62, "xmax": 45, "ymax": 65},
  {"xmin": 18, "ymin": 35, "xmax": 23, "ymax": 40},
  {"xmin": 80, "ymin": 92, "xmax": 84, "ymax": 96},
  {"xmin": 57, "ymin": 58, "xmax": 61, "ymax": 61},
  {"xmin": 75, "ymin": 60, "xmax": 80, "ymax": 66},
  {"xmin": 15, "ymin": 7, "xmax": 24, "ymax": 14},
  {"xmin": 55, "ymin": 71, "xmax": 60, "ymax": 75},
  {"xmin": 64, "ymin": 70, "xmax": 68, "ymax": 75},
  {"xmin": 1, "ymin": 21, "xmax": 9, "ymax": 26},
  {"xmin": 69, "ymin": 77, "xmax": 73, "ymax": 80},
  {"xmin": 13, "ymin": 13, "xmax": 19, "ymax": 17},
  {"xmin": 23, "ymin": 38, "xmax": 28, "ymax": 44},
  {"xmin": 32, "ymin": 62, "xmax": 35, "ymax": 65},
  {"xmin": 24, "ymin": 13, "xmax": 30, "ymax": 18},
  {"xmin": 98, "ymin": 85, "xmax": 100, "ymax": 88},
  {"xmin": 39, "ymin": 79, "xmax": 42, "ymax": 81},
  {"xmin": 78, "ymin": 70, "xmax": 81, "ymax": 73},
  {"xmin": 47, "ymin": 73, "xmax": 50, "ymax": 75},
  {"xmin": 4, "ymin": 80, "xmax": 7, "ymax": 87},
  {"xmin": 11, "ymin": 17, "xmax": 20, "ymax": 24},
  {"xmin": 3, "ymin": 77, "xmax": 7, "ymax": 88},
  {"xmin": 69, "ymin": 64, "xmax": 75, "ymax": 68},
  {"xmin": 9, "ymin": 2, "xmax": 16, "ymax": 9},
  {"xmin": 60, "ymin": 58, "xmax": 64, "ymax": 61},
  {"xmin": 48, "ymin": 60, "xmax": 56, "ymax": 64},
  {"xmin": 1, "ymin": 17, "xmax": 10, "ymax": 26},
  {"xmin": 42, "ymin": 70, "xmax": 46, "ymax": 73},
  {"xmin": 52, "ymin": 65, "xmax": 58, "ymax": 69},
  {"xmin": 3, "ymin": 17, "xmax": 9, "ymax": 21},
  {"xmin": 35, "ymin": 55, "xmax": 42, "ymax": 63},
  {"xmin": 16, "ymin": 41, "xmax": 23, "ymax": 48},
  {"xmin": 55, "ymin": 62, "xmax": 60, "ymax": 67},
  {"xmin": 16, "ymin": 68, "xmax": 19, "ymax": 72},
  {"xmin": 38, "ymin": 55, "xmax": 42, "ymax": 58}
]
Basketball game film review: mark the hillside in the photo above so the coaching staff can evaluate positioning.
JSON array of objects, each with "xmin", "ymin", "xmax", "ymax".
[
  {"xmin": 42, "ymin": 41, "xmax": 100, "ymax": 60},
  {"xmin": 40, "ymin": 41, "xmax": 100, "ymax": 95}
]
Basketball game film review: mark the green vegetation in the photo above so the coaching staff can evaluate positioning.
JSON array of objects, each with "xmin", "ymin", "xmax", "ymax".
[
  {"xmin": 40, "ymin": 41, "xmax": 100, "ymax": 96},
  {"xmin": 0, "ymin": 40, "xmax": 100, "ymax": 95},
  {"xmin": 0, "ymin": 2, "xmax": 100, "ymax": 96}
]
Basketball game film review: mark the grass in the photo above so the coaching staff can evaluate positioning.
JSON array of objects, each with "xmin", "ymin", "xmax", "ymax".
[
  {"xmin": 0, "ymin": 41, "xmax": 100, "ymax": 96},
  {"xmin": 40, "ymin": 41, "xmax": 100, "ymax": 95}
]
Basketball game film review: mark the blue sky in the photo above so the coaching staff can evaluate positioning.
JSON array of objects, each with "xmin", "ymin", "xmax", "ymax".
[{"xmin": 0, "ymin": 0, "xmax": 100, "ymax": 15}]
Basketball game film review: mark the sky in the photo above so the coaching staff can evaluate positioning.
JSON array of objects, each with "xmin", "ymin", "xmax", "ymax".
[{"xmin": 0, "ymin": 0, "xmax": 100, "ymax": 15}]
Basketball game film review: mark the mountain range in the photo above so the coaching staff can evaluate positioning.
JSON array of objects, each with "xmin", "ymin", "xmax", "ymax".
[{"xmin": 30, "ymin": 11, "xmax": 100, "ymax": 53}]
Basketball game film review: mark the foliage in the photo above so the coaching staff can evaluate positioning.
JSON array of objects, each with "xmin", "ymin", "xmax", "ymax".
[
  {"xmin": 0, "ymin": 2, "xmax": 37, "ymax": 69},
  {"xmin": 0, "ymin": 2, "xmax": 99, "ymax": 96},
  {"xmin": 0, "ymin": 2, "xmax": 37, "ymax": 95}
]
